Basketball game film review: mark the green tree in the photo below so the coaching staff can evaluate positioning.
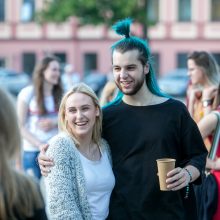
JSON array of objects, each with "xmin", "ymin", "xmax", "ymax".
[{"xmin": 38, "ymin": 0, "xmax": 157, "ymax": 40}]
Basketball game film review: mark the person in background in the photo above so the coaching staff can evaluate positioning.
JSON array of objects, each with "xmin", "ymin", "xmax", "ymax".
[
  {"xmin": 38, "ymin": 19, "xmax": 207, "ymax": 219},
  {"xmin": 0, "ymin": 88, "xmax": 47, "ymax": 220},
  {"xmin": 187, "ymin": 51, "xmax": 220, "ymax": 149},
  {"xmin": 198, "ymin": 83, "xmax": 220, "ymax": 220},
  {"xmin": 17, "ymin": 55, "xmax": 63, "ymax": 179},
  {"xmin": 44, "ymin": 83, "xmax": 115, "ymax": 219},
  {"xmin": 61, "ymin": 64, "xmax": 81, "ymax": 92},
  {"xmin": 99, "ymin": 81, "xmax": 117, "ymax": 107},
  {"xmin": 187, "ymin": 51, "xmax": 220, "ymax": 120}
]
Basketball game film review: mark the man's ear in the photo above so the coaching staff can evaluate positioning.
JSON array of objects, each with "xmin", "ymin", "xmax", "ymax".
[{"xmin": 144, "ymin": 63, "xmax": 150, "ymax": 75}]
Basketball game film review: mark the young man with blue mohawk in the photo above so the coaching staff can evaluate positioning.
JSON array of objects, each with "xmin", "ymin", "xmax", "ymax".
[
  {"xmin": 39, "ymin": 18, "xmax": 207, "ymax": 219},
  {"xmin": 101, "ymin": 18, "xmax": 207, "ymax": 220}
]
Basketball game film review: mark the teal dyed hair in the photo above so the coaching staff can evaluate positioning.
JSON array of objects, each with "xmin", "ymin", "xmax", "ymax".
[
  {"xmin": 102, "ymin": 90, "xmax": 123, "ymax": 109},
  {"xmin": 109, "ymin": 18, "xmax": 166, "ymax": 106}
]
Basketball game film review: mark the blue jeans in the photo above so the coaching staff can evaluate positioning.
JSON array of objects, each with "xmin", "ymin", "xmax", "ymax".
[{"xmin": 23, "ymin": 151, "xmax": 41, "ymax": 180}]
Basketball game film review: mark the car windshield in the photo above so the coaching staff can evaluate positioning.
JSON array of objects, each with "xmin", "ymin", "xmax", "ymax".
[
  {"xmin": 0, "ymin": 70, "xmax": 19, "ymax": 76},
  {"xmin": 164, "ymin": 75, "xmax": 188, "ymax": 80}
]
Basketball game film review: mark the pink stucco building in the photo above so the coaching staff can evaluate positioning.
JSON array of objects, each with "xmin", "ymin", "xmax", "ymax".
[{"xmin": 0, "ymin": 0, "xmax": 220, "ymax": 78}]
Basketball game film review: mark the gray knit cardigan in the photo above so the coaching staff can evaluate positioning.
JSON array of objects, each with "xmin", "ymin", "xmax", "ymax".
[{"xmin": 44, "ymin": 132, "xmax": 112, "ymax": 220}]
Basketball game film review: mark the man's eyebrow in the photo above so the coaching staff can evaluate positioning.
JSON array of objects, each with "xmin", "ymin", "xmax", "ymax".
[
  {"xmin": 113, "ymin": 64, "xmax": 137, "ymax": 67},
  {"xmin": 127, "ymin": 64, "xmax": 136, "ymax": 67}
]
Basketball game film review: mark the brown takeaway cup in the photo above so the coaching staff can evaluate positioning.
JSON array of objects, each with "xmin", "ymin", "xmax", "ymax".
[{"xmin": 156, "ymin": 158, "xmax": 176, "ymax": 191}]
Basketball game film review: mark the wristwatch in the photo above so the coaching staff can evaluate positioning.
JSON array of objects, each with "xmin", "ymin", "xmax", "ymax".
[{"xmin": 202, "ymin": 99, "xmax": 212, "ymax": 107}]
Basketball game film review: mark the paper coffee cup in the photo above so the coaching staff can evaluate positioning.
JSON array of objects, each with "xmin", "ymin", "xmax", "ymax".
[{"xmin": 156, "ymin": 158, "xmax": 176, "ymax": 191}]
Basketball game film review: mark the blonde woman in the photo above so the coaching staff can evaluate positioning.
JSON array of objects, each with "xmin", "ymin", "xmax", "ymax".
[
  {"xmin": 44, "ymin": 83, "xmax": 115, "ymax": 220},
  {"xmin": 198, "ymin": 84, "xmax": 220, "ymax": 220},
  {"xmin": 0, "ymin": 88, "xmax": 47, "ymax": 220},
  {"xmin": 187, "ymin": 51, "xmax": 220, "ymax": 121},
  {"xmin": 187, "ymin": 51, "xmax": 220, "ymax": 149}
]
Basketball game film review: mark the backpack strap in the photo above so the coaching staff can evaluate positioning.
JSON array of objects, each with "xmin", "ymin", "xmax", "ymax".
[{"xmin": 208, "ymin": 111, "xmax": 220, "ymax": 160}]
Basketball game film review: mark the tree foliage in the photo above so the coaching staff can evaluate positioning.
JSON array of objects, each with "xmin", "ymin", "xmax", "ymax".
[{"xmin": 38, "ymin": 0, "xmax": 154, "ymax": 39}]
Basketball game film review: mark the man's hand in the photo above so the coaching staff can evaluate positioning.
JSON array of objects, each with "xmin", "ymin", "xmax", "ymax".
[
  {"xmin": 38, "ymin": 144, "xmax": 54, "ymax": 176},
  {"xmin": 166, "ymin": 165, "xmax": 199, "ymax": 191},
  {"xmin": 166, "ymin": 167, "xmax": 189, "ymax": 191}
]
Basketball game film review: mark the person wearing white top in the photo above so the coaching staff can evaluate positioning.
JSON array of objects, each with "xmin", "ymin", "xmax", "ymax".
[
  {"xmin": 17, "ymin": 55, "xmax": 63, "ymax": 179},
  {"xmin": 44, "ymin": 83, "xmax": 115, "ymax": 220}
]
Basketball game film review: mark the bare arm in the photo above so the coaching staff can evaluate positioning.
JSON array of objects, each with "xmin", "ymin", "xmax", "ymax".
[
  {"xmin": 187, "ymin": 87, "xmax": 202, "ymax": 117},
  {"xmin": 198, "ymin": 113, "xmax": 217, "ymax": 139},
  {"xmin": 17, "ymin": 97, "xmax": 43, "ymax": 148},
  {"xmin": 202, "ymin": 86, "xmax": 218, "ymax": 116},
  {"xmin": 198, "ymin": 113, "xmax": 220, "ymax": 170}
]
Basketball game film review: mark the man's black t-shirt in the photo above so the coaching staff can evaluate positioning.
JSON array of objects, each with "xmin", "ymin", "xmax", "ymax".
[{"xmin": 103, "ymin": 98, "xmax": 207, "ymax": 220}]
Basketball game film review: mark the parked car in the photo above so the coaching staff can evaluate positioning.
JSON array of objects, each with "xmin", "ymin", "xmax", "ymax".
[
  {"xmin": 0, "ymin": 68, "xmax": 30, "ymax": 96},
  {"xmin": 158, "ymin": 68, "xmax": 189, "ymax": 97},
  {"xmin": 83, "ymin": 73, "xmax": 107, "ymax": 96}
]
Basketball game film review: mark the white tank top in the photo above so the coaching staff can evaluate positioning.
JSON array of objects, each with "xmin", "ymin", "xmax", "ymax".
[{"xmin": 79, "ymin": 149, "xmax": 115, "ymax": 220}]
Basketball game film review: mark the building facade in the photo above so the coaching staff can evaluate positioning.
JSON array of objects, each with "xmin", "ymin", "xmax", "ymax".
[{"xmin": 0, "ymin": 0, "xmax": 219, "ymax": 78}]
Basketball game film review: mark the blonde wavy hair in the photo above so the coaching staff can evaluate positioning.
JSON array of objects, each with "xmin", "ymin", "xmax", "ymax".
[
  {"xmin": 58, "ymin": 83, "xmax": 102, "ymax": 146},
  {"xmin": 0, "ymin": 88, "xmax": 44, "ymax": 220}
]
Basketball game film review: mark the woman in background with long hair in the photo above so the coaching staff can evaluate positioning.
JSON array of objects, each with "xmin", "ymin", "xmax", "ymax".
[
  {"xmin": 198, "ymin": 83, "xmax": 220, "ymax": 220},
  {"xmin": 0, "ymin": 88, "xmax": 47, "ymax": 220},
  {"xmin": 17, "ymin": 55, "xmax": 63, "ymax": 179},
  {"xmin": 187, "ymin": 51, "xmax": 220, "ymax": 148}
]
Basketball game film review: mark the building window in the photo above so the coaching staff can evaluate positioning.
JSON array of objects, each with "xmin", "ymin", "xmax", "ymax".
[
  {"xmin": 84, "ymin": 53, "xmax": 97, "ymax": 76},
  {"xmin": 53, "ymin": 52, "xmax": 67, "ymax": 72},
  {"xmin": 151, "ymin": 53, "xmax": 160, "ymax": 78},
  {"xmin": 54, "ymin": 52, "xmax": 66, "ymax": 64},
  {"xmin": 0, "ymin": 0, "xmax": 5, "ymax": 22},
  {"xmin": 177, "ymin": 53, "xmax": 188, "ymax": 68},
  {"xmin": 147, "ymin": 0, "xmax": 159, "ymax": 24},
  {"xmin": 0, "ymin": 58, "xmax": 5, "ymax": 67},
  {"xmin": 178, "ymin": 0, "xmax": 191, "ymax": 22},
  {"xmin": 211, "ymin": 0, "xmax": 220, "ymax": 21},
  {"xmin": 22, "ymin": 53, "xmax": 36, "ymax": 76},
  {"xmin": 20, "ymin": 0, "xmax": 35, "ymax": 22}
]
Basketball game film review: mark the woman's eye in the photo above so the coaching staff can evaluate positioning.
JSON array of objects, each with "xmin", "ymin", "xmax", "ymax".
[
  {"xmin": 69, "ymin": 109, "xmax": 76, "ymax": 113},
  {"xmin": 82, "ymin": 107, "xmax": 89, "ymax": 111}
]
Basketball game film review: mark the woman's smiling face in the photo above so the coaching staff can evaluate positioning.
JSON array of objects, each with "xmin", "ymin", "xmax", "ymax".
[{"xmin": 65, "ymin": 92, "xmax": 99, "ymax": 139}]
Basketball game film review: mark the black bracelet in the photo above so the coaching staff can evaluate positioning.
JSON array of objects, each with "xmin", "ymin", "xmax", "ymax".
[
  {"xmin": 184, "ymin": 184, "xmax": 190, "ymax": 199},
  {"xmin": 184, "ymin": 168, "xmax": 192, "ymax": 182}
]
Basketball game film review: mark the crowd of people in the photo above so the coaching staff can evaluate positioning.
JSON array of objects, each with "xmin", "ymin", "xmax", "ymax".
[{"xmin": 1, "ymin": 18, "xmax": 220, "ymax": 220}]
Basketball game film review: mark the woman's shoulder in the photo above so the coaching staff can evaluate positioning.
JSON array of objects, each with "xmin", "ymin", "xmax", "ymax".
[
  {"xmin": 100, "ymin": 138, "xmax": 112, "ymax": 163},
  {"xmin": 19, "ymin": 85, "xmax": 34, "ymax": 95},
  {"xmin": 17, "ymin": 85, "xmax": 34, "ymax": 103},
  {"xmin": 100, "ymin": 138, "xmax": 110, "ymax": 150},
  {"xmin": 47, "ymin": 132, "xmax": 76, "ymax": 157}
]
